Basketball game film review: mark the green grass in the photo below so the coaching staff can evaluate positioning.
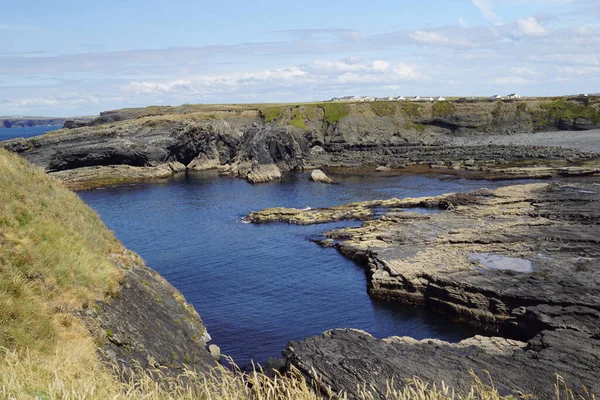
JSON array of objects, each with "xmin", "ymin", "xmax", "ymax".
[
  {"xmin": 371, "ymin": 101, "xmax": 398, "ymax": 117},
  {"xmin": 539, "ymin": 99, "xmax": 600, "ymax": 124},
  {"xmin": 0, "ymin": 149, "xmax": 123, "ymax": 353},
  {"xmin": 432, "ymin": 101, "xmax": 455, "ymax": 117},
  {"xmin": 320, "ymin": 103, "xmax": 350, "ymax": 124},
  {"xmin": 260, "ymin": 107, "xmax": 285, "ymax": 123},
  {"xmin": 399, "ymin": 102, "xmax": 422, "ymax": 119},
  {"xmin": 289, "ymin": 109, "xmax": 308, "ymax": 129}
]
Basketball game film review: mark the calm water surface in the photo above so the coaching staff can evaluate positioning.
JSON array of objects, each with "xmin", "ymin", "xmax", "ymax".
[
  {"xmin": 78, "ymin": 171, "xmax": 532, "ymax": 366},
  {"xmin": 0, "ymin": 125, "xmax": 61, "ymax": 141}
]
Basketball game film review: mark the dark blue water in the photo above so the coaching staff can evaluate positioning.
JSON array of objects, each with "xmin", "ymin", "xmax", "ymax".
[
  {"xmin": 77, "ymin": 171, "xmax": 534, "ymax": 366},
  {"xmin": 0, "ymin": 125, "xmax": 62, "ymax": 141}
]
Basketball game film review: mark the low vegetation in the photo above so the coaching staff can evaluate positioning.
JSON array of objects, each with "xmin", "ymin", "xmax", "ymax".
[
  {"xmin": 371, "ymin": 101, "xmax": 398, "ymax": 117},
  {"xmin": 320, "ymin": 102, "xmax": 351, "ymax": 124},
  {"xmin": 432, "ymin": 101, "xmax": 455, "ymax": 117},
  {"xmin": 538, "ymin": 99, "xmax": 600, "ymax": 125},
  {"xmin": 261, "ymin": 107, "xmax": 285, "ymax": 123},
  {"xmin": 290, "ymin": 108, "xmax": 308, "ymax": 129}
]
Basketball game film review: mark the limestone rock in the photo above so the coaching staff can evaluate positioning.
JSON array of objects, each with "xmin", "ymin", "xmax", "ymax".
[
  {"xmin": 310, "ymin": 169, "xmax": 335, "ymax": 184},
  {"xmin": 247, "ymin": 164, "xmax": 282, "ymax": 184},
  {"xmin": 93, "ymin": 250, "xmax": 217, "ymax": 376},
  {"xmin": 208, "ymin": 344, "xmax": 221, "ymax": 362},
  {"xmin": 375, "ymin": 165, "xmax": 391, "ymax": 172}
]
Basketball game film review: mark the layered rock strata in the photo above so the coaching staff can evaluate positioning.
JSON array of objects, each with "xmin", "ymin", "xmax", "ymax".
[
  {"xmin": 284, "ymin": 328, "xmax": 599, "ymax": 399},
  {"xmin": 249, "ymin": 181, "xmax": 600, "ymax": 398},
  {"xmin": 86, "ymin": 250, "xmax": 217, "ymax": 375},
  {"xmin": 2, "ymin": 99, "xmax": 600, "ymax": 187}
]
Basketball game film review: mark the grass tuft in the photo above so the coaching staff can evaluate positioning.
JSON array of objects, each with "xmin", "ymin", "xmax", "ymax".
[
  {"xmin": 261, "ymin": 107, "xmax": 285, "ymax": 123},
  {"xmin": 320, "ymin": 103, "xmax": 350, "ymax": 124},
  {"xmin": 432, "ymin": 101, "xmax": 455, "ymax": 117}
]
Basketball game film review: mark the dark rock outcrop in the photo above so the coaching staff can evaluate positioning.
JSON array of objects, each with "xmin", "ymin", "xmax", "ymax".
[
  {"xmin": 82, "ymin": 250, "xmax": 217, "ymax": 376},
  {"xmin": 283, "ymin": 328, "xmax": 599, "ymax": 399}
]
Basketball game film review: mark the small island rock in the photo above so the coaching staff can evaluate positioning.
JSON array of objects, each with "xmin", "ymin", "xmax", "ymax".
[{"xmin": 310, "ymin": 169, "xmax": 335, "ymax": 184}]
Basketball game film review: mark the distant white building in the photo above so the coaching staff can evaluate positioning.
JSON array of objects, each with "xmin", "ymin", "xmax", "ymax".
[
  {"xmin": 434, "ymin": 96, "xmax": 446, "ymax": 101},
  {"xmin": 396, "ymin": 96, "xmax": 406, "ymax": 101},
  {"xmin": 330, "ymin": 95, "xmax": 376, "ymax": 102},
  {"xmin": 506, "ymin": 93, "xmax": 521, "ymax": 99},
  {"xmin": 489, "ymin": 94, "xmax": 503, "ymax": 100},
  {"xmin": 410, "ymin": 96, "xmax": 422, "ymax": 102}
]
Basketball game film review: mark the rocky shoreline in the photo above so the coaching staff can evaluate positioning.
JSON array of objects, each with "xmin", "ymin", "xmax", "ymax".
[
  {"xmin": 3, "ymin": 99, "xmax": 600, "ymax": 397},
  {"xmin": 1, "ymin": 98, "xmax": 599, "ymax": 189},
  {"xmin": 249, "ymin": 180, "xmax": 600, "ymax": 398}
]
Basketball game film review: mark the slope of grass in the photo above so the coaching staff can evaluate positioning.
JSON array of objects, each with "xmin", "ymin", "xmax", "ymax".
[
  {"xmin": 261, "ymin": 107, "xmax": 285, "ymax": 123},
  {"xmin": 0, "ymin": 147, "xmax": 126, "ymax": 397},
  {"xmin": 432, "ymin": 101, "xmax": 455, "ymax": 117},
  {"xmin": 0, "ymin": 148, "xmax": 123, "ymax": 352}
]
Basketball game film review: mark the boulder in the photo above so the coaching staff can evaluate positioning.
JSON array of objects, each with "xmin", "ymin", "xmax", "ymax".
[
  {"xmin": 375, "ymin": 165, "xmax": 391, "ymax": 172},
  {"xmin": 310, "ymin": 169, "xmax": 335, "ymax": 184}
]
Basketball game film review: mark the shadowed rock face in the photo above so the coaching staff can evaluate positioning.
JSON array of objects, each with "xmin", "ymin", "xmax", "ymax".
[{"xmin": 248, "ymin": 180, "xmax": 600, "ymax": 398}]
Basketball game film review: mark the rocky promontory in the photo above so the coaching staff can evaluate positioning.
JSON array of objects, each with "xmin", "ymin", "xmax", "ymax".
[
  {"xmin": 249, "ymin": 180, "xmax": 600, "ymax": 398},
  {"xmin": 1, "ymin": 116, "xmax": 68, "ymax": 128},
  {"xmin": 1, "ymin": 97, "xmax": 599, "ymax": 188}
]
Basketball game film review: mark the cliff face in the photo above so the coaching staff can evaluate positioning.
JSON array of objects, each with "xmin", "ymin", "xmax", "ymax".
[{"xmin": 2, "ymin": 97, "xmax": 600, "ymax": 187}]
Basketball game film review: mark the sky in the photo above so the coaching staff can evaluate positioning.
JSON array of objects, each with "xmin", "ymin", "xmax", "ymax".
[{"xmin": 1, "ymin": 0, "xmax": 599, "ymax": 116}]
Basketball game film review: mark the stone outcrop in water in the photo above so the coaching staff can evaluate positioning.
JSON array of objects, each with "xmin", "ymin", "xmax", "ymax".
[
  {"xmin": 310, "ymin": 169, "xmax": 335, "ymax": 184},
  {"xmin": 249, "ymin": 180, "xmax": 600, "ymax": 398},
  {"xmin": 2, "ymin": 98, "xmax": 600, "ymax": 187},
  {"xmin": 249, "ymin": 181, "xmax": 600, "ymax": 337}
]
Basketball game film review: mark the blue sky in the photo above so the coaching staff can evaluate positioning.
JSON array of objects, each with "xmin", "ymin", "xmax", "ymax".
[{"xmin": 1, "ymin": 0, "xmax": 599, "ymax": 116}]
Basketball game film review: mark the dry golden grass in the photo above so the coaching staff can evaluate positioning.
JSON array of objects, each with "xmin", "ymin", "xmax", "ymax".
[
  {"xmin": 0, "ymin": 148, "xmax": 123, "ymax": 352},
  {"xmin": 2, "ymin": 349, "xmax": 596, "ymax": 400}
]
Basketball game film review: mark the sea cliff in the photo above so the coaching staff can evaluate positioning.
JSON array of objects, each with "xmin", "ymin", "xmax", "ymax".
[{"xmin": 2, "ymin": 97, "xmax": 599, "ymax": 189}]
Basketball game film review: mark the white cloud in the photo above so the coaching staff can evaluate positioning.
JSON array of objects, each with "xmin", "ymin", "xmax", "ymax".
[
  {"xmin": 121, "ymin": 59, "xmax": 422, "ymax": 100},
  {"xmin": 472, "ymin": 0, "xmax": 501, "ymax": 25},
  {"xmin": 517, "ymin": 17, "xmax": 550, "ymax": 36},
  {"xmin": 372, "ymin": 60, "xmax": 391, "ymax": 70},
  {"xmin": 458, "ymin": 17, "xmax": 469, "ymax": 28},
  {"xmin": 409, "ymin": 30, "xmax": 475, "ymax": 47}
]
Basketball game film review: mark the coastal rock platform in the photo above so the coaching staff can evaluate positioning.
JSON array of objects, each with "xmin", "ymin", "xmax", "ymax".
[{"xmin": 249, "ymin": 180, "xmax": 600, "ymax": 398}]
